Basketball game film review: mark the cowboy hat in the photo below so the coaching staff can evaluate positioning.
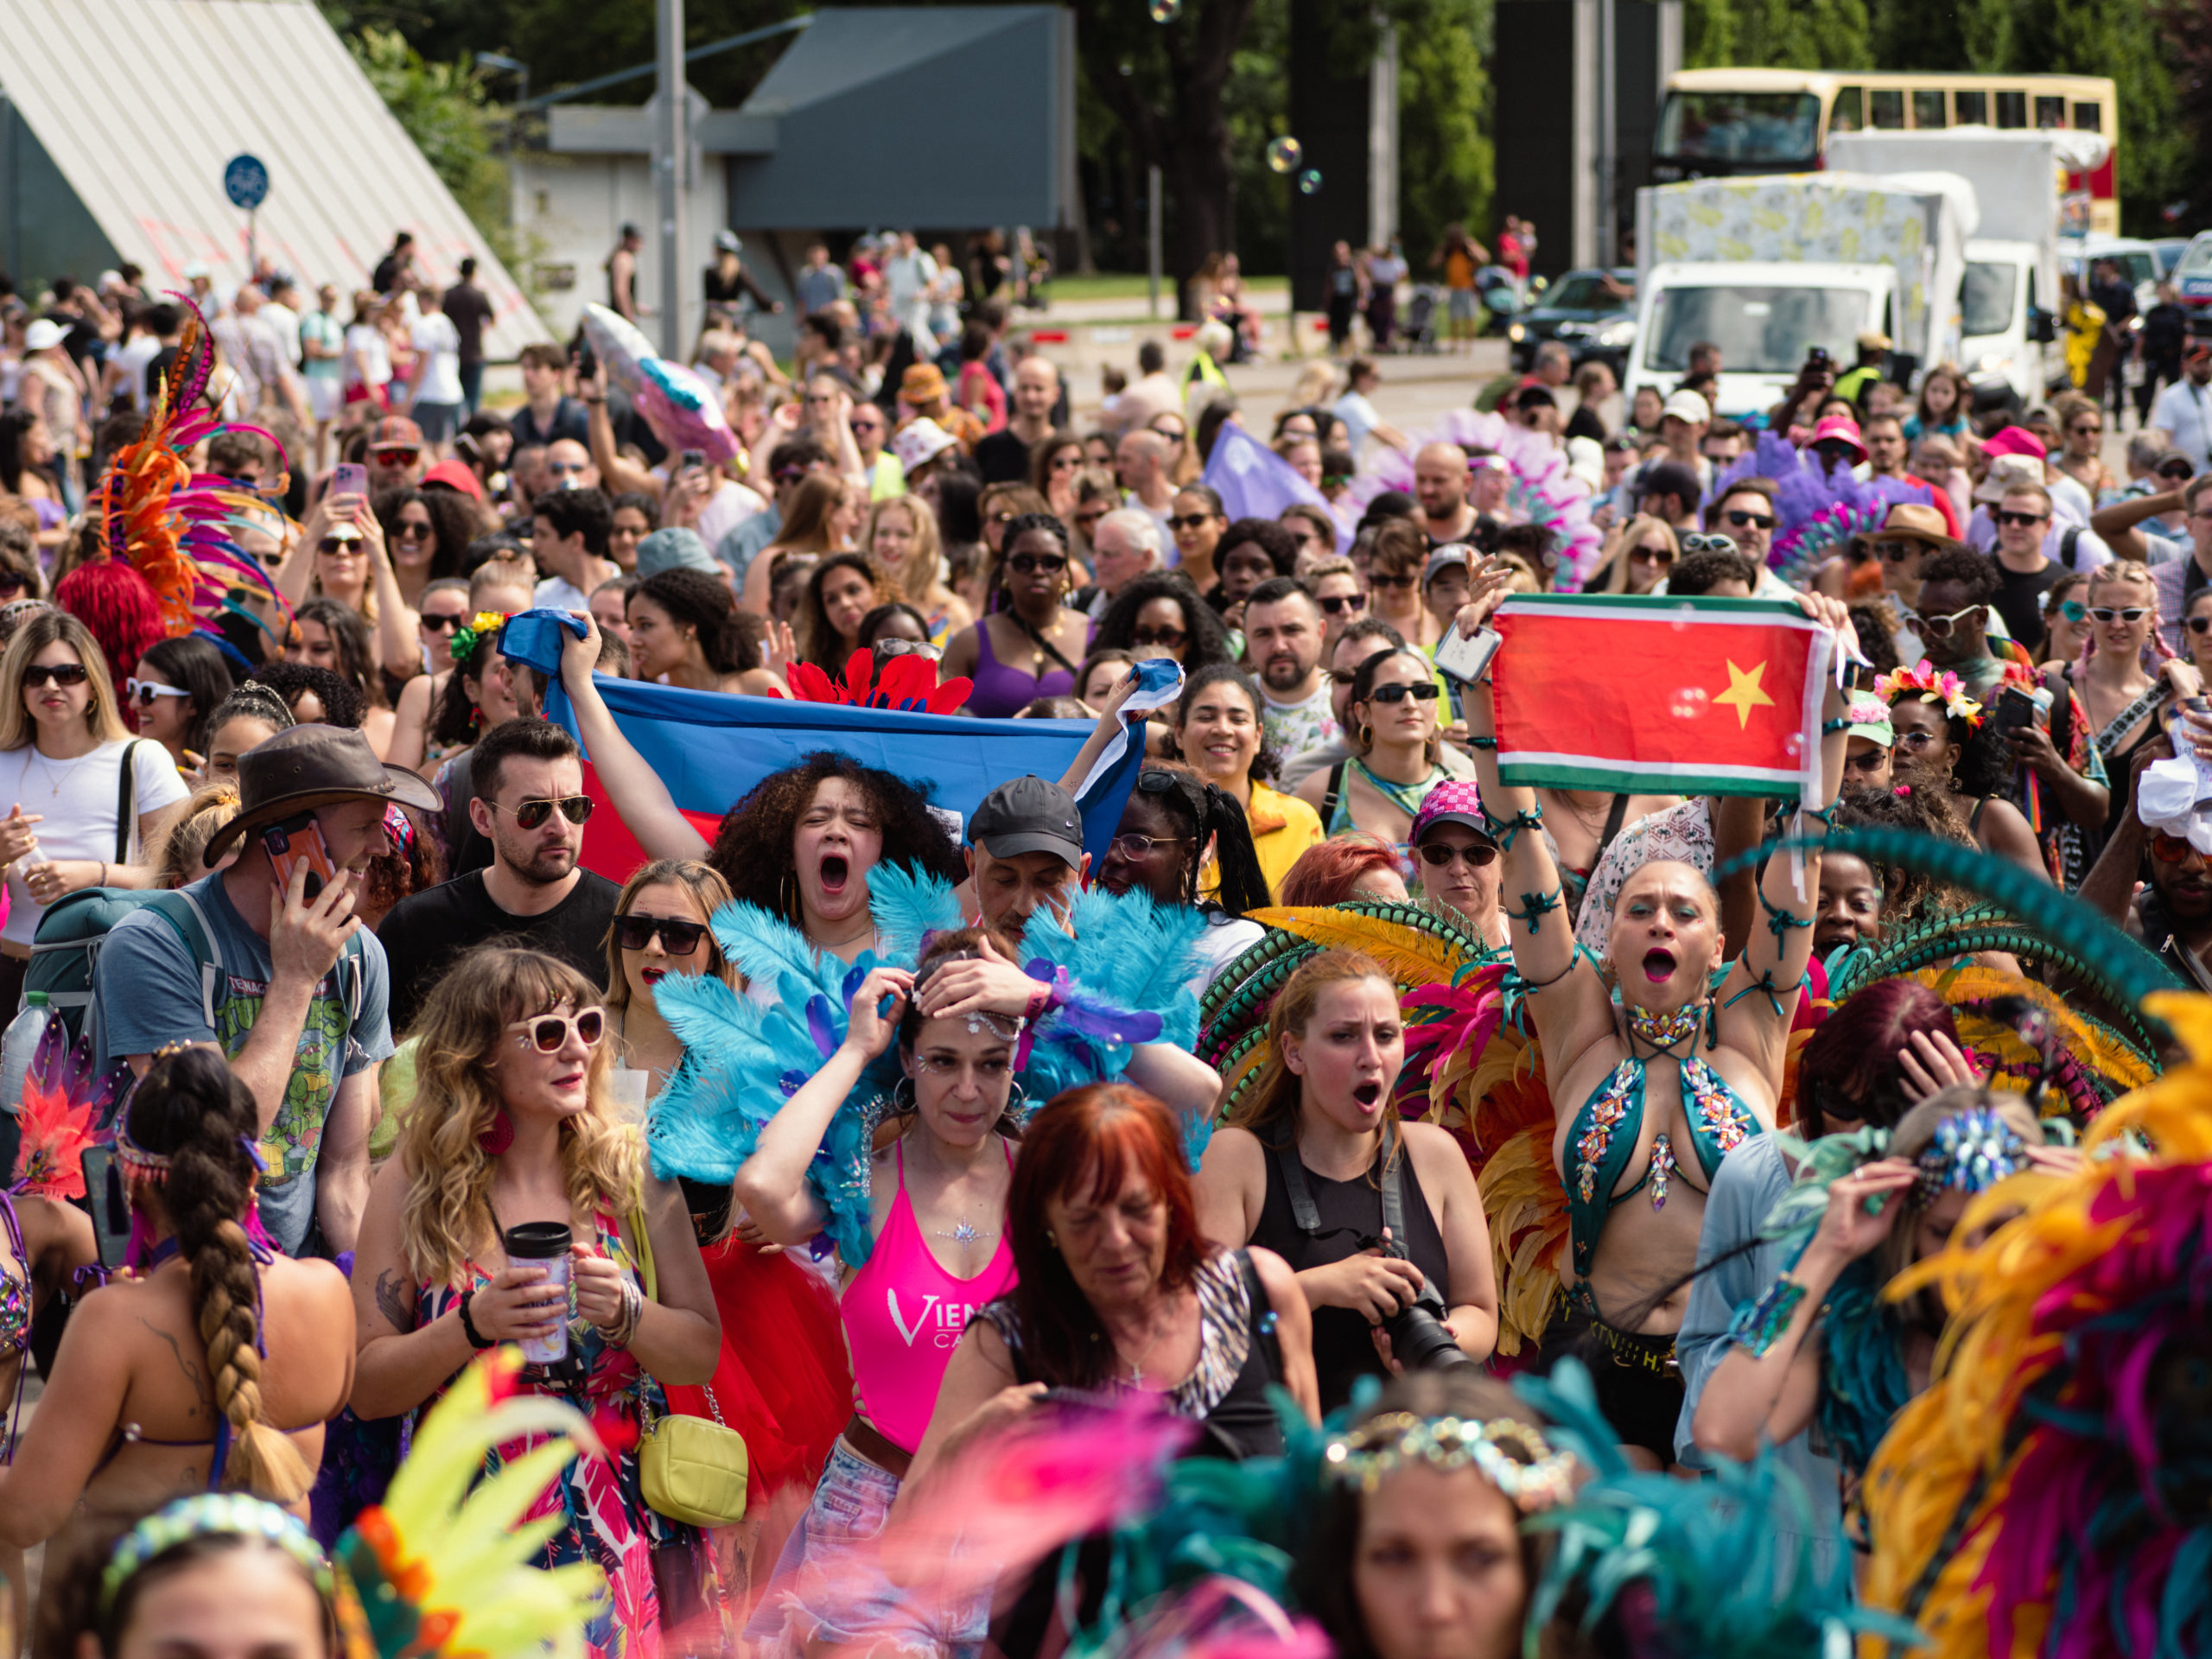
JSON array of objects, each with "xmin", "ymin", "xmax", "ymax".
[{"xmin": 204, "ymin": 724, "xmax": 441, "ymax": 861}]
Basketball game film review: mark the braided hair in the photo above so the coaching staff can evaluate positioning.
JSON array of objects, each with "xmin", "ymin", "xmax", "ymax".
[
  {"xmin": 1137, "ymin": 760, "xmax": 1270, "ymax": 917},
  {"xmin": 124, "ymin": 1049, "xmax": 312, "ymax": 1504}
]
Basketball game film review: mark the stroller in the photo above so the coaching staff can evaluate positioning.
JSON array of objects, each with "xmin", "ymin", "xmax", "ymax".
[{"xmin": 1400, "ymin": 284, "xmax": 1444, "ymax": 353}]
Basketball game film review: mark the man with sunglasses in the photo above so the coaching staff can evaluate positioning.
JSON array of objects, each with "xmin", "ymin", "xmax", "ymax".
[
  {"xmin": 365, "ymin": 415, "xmax": 427, "ymax": 494},
  {"xmin": 2082, "ymin": 740, "xmax": 2212, "ymax": 991},
  {"xmin": 97, "ymin": 725, "xmax": 437, "ymax": 1255},
  {"xmin": 1702, "ymin": 480, "xmax": 1778, "ymax": 566},
  {"xmin": 376, "ymin": 718, "xmax": 620, "ymax": 1034},
  {"xmin": 1986, "ymin": 482, "xmax": 2073, "ymax": 645}
]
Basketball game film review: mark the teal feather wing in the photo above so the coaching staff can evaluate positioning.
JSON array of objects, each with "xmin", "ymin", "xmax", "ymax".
[
  {"xmin": 708, "ymin": 898, "xmax": 836, "ymax": 1003},
  {"xmin": 868, "ymin": 861, "xmax": 963, "ymax": 963}
]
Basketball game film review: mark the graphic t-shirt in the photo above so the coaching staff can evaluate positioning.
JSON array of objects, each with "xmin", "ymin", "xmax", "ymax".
[
  {"xmin": 96, "ymin": 871, "xmax": 393, "ymax": 1254},
  {"xmin": 1261, "ymin": 681, "xmax": 1341, "ymax": 764}
]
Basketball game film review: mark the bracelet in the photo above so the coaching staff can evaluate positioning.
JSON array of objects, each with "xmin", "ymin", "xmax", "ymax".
[
  {"xmin": 607, "ymin": 1277, "xmax": 645, "ymax": 1349},
  {"xmin": 1480, "ymin": 802, "xmax": 1544, "ymax": 851},
  {"xmin": 98, "ymin": 861, "xmax": 107, "ymax": 888},
  {"xmin": 1467, "ymin": 734, "xmax": 1498, "ymax": 750},
  {"xmin": 1724, "ymin": 1273, "xmax": 1810, "ymax": 1359},
  {"xmin": 1821, "ymin": 717, "xmax": 1850, "ymax": 734},
  {"xmin": 1504, "ymin": 885, "xmax": 1564, "ymax": 934},
  {"xmin": 457, "ymin": 1287, "xmax": 495, "ymax": 1350}
]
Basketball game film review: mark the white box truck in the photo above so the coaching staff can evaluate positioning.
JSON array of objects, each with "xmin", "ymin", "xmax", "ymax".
[{"xmin": 1629, "ymin": 172, "xmax": 1973, "ymax": 421}]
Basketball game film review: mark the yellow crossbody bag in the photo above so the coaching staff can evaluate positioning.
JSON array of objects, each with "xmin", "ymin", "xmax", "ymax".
[{"xmin": 630, "ymin": 1204, "xmax": 750, "ymax": 1527}]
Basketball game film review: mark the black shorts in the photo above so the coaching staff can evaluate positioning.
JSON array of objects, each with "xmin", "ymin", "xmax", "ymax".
[{"xmin": 1541, "ymin": 1287, "xmax": 1687, "ymax": 1463}]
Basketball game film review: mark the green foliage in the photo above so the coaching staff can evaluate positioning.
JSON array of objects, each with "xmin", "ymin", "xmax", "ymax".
[
  {"xmin": 1224, "ymin": 0, "xmax": 1290, "ymax": 270},
  {"xmin": 1397, "ymin": 0, "xmax": 1492, "ymax": 262},
  {"xmin": 346, "ymin": 27, "xmax": 512, "ymax": 251}
]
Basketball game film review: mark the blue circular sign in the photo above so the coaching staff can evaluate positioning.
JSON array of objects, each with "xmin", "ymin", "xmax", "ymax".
[{"xmin": 223, "ymin": 154, "xmax": 269, "ymax": 211}]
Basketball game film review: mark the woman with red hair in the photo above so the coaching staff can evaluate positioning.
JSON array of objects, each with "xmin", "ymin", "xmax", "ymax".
[
  {"xmin": 1276, "ymin": 831, "xmax": 1408, "ymax": 908},
  {"xmin": 903, "ymin": 1083, "xmax": 1318, "ymax": 1488}
]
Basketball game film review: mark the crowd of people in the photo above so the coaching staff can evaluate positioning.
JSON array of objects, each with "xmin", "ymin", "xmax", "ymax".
[{"xmin": 0, "ymin": 224, "xmax": 2203, "ymax": 1659}]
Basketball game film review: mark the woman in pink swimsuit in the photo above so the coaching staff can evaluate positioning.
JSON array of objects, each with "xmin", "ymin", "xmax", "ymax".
[{"xmin": 733, "ymin": 927, "xmax": 1027, "ymax": 1658}]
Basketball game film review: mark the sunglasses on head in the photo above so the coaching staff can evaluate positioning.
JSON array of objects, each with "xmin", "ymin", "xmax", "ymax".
[
  {"xmin": 492, "ymin": 795, "xmax": 594, "ymax": 830},
  {"xmin": 1724, "ymin": 510, "xmax": 1777, "ymax": 531},
  {"xmin": 22, "ymin": 663, "xmax": 88, "ymax": 689},
  {"xmin": 124, "ymin": 677, "xmax": 192, "ymax": 706},
  {"xmin": 1365, "ymin": 681, "xmax": 1441, "ymax": 703},
  {"xmin": 1133, "ymin": 626, "xmax": 1186, "ymax": 649},
  {"xmin": 874, "ymin": 638, "xmax": 942, "ymax": 662},
  {"xmin": 1167, "ymin": 513, "xmax": 1216, "ymax": 531},
  {"xmin": 1680, "ymin": 534, "xmax": 1737, "ymax": 556},
  {"xmin": 614, "ymin": 913, "xmax": 709, "ymax": 955},
  {"xmin": 1317, "ymin": 592, "xmax": 1366, "ymax": 614},
  {"xmin": 373, "ymin": 448, "xmax": 421, "ymax": 467},
  {"xmin": 420, "ymin": 611, "xmax": 467, "ymax": 632},
  {"xmin": 2088, "ymin": 606, "xmax": 2149, "ymax": 624},
  {"xmin": 1994, "ymin": 510, "xmax": 2048, "ymax": 528},
  {"xmin": 2152, "ymin": 831, "xmax": 2203, "ymax": 864},
  {"xmin": 506, "ymin": 1007, "xmax": 606, "ymax": 1052},
  {"xmin": 1008, "ymin": 552, "xmax": 1068, "ymax": 575},
  {"xmin": 1417, "ymin": 840, "xmax": 1497, "ymax": 868},
  {"xmin": 318, "ymin": 535, "xmax": 362, "ymax": 556},
  {"xmin": 1910, "ymin": 604, "xmax": 1982, "ymax": 638}
]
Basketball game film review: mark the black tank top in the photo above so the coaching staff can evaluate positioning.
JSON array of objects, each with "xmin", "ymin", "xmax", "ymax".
[{"xmin": 1250, "ymin": 1135, "xmax": 1453, "ymax": 1413}]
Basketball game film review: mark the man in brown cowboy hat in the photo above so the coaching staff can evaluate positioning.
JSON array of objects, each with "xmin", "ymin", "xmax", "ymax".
[
  {"xmin": 1857, "ymin": 501, "xmax": 1960, "ymax": 619},
  {"xmin": 94, "ymin": 724, "xmax": 440, "ymax": 1254},
  {"xmin": 896, "ymin": 359, "xmax": 983, "ymax": 452}
]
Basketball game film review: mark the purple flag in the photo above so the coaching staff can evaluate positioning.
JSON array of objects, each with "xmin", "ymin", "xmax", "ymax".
[{"xmin": 1201, "ymin": 420, "xmax": 1350, "ymax": 550}]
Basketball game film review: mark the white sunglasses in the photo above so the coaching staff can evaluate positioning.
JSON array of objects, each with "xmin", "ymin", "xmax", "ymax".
[{"xmin": 124, "ymin": 678, "xmax": 194, "ymax": 706}]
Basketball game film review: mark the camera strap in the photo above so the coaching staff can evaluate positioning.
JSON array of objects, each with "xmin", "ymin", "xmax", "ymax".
[{"xmin": 1270, "ymin": 1135, "xmax": 1407, "ymax": 1250}]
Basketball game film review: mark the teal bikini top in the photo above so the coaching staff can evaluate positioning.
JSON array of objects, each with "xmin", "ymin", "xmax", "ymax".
[{"xmin": 1565, "ymin": 1002, "xmax": 1758, "ymax": 1277}]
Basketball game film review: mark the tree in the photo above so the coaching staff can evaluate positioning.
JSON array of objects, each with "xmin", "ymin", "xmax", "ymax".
[
  {"xmin": 1397, "ymin": 0, "xmax": 1493, "ymax": 266},
  {"xmin": 350, "ymin": 28, "xmax": 512, "ymax": 251}
]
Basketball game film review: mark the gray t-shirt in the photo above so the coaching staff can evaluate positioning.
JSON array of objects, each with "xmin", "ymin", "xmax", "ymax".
[{"xmin": 96, "ymin": 871, "xmax": 394, "ymax": 1254}]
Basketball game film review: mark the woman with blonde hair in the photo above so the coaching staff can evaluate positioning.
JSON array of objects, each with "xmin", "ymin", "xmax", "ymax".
[
  {"xmin": 153, "ymin": 781, "xmax": 242, "ymax": 888},
  {"xmin": 2049, "ymin": 557, "xmax": 2200, "ymax": 840},
  {"xmin": 349, "ymin": 946, "xmax": 721, "ymax": 1656},
  {"xmin": 0, "ymin": 609, "xmax": 189, "ymax": 1007},
  {"xmin": 742, "ymin": 472, "xmax": 853, "ymax": 613},
  {"xmin": 1589, "ymin": 513, "xmax": 1681, "ymax": 596},
  {"xmin": 0, "ymin": 1048, "xmax": 356, "ymax": 1541},
  {"xmin": 863, "ymin": 493, "xmax": 970, "ymax": 645}
]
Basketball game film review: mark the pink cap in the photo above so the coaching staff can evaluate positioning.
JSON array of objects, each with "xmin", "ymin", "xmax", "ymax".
[
  {"xmin": 1980, "ymin": 425, "xmax": 2047, "ymax": 461},
  {"xmin": 1808, "ymin": 415, "xmax": 1866, "ymax": 462},
  {"xmin": 1409, "ymin": 779, "xmax": 1490, "ymax": 844}
]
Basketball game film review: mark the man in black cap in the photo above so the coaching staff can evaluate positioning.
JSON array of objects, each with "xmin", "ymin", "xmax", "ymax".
[
  {"xmin": 966, "ymin": 774, "xmax": 1086, "ymax": 933},
  {"xmin": 95, "ymin": 725, "xmax": 439, "ymax": 1255}
]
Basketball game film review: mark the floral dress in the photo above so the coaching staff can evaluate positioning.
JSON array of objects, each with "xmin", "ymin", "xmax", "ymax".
[{"xmin": 416, "ymin": 1209, "xmax": 700, "ymax": 1659}]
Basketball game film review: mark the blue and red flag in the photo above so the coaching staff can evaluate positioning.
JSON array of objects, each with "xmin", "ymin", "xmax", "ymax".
[{"xmin": 502, "ymin": 613, "xmax": 1164, "ymax": 884}]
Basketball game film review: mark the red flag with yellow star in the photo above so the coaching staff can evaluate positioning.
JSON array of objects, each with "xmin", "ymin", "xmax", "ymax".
[{"xmin": 1491, "ymin": 594, "xmax": 1834, "ymax": 803}]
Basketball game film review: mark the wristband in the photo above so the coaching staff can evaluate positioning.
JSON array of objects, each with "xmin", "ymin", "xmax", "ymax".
[
  {"xmin": 457, "ymin": 1287, "xmax": 495, "ymax": 1350},
  {"xmin": 1724, "ymin": 1273, "xmax": 1809, "ymax": 1359}
]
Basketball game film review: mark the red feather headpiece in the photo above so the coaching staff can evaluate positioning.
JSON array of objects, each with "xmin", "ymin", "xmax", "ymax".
[
  {"xmin": 775, "ymin": 648, "xmax": 972, "ymax": 715},
  {"xmin": 10, "ymin": 1019, "xmax": 127, "ymax": 1199}
]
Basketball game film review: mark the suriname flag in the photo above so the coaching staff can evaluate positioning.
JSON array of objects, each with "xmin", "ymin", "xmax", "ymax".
[{"xmin": 1492, "ymin": 594, "xmax": 1835, "ymax": 805}]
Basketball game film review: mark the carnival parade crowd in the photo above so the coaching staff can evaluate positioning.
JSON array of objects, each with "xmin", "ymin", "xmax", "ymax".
[{"xmin": 0, "ymin": 232, "xmax": 2203, "ymax": 1659}]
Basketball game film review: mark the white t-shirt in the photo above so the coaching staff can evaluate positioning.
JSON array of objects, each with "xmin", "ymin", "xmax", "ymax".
[
  {"xmin": 691, "ymin": 478, "xmax": 768, "ymax": 553},
  {"xmin": 2152, "ymin": 378, "xmax": 2212, "ymax": 473},
  {"xmin": 109, "ymin": 334, "xmax": 163, "ymax": 411},
  {"xmin": 260, "ymin": 301, "xmax": 302, "ymax": 365},
  {"xmin": 0, "ymin": 739, "xmax": 189, "ymax": 944},
  {"xmin": 1334, "ymin": 390, "xmax": 1382, "ymax": 455},
  {"xmin": 535, "ymin": 574, "xmax": 598, "ymax": 613},
  {"xmin": 343, "ymin": 323, "xmax": 390, "ymax": 392},
  {"xmin": 410, "ymin": 312, "xmax": 464, "ymax": 405}
]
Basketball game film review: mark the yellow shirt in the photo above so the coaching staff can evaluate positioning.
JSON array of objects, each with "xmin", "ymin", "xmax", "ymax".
[{"xmin": 1203, "ymin": 779, "xmax": 1325, "ymax": 902}]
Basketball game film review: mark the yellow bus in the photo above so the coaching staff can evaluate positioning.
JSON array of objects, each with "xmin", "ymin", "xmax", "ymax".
[{"xmin": 1654, "ymin": 69, "xmax": 2120, "ymax": 234}]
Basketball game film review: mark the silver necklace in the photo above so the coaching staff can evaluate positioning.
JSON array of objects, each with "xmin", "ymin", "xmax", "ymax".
[{"xmin": 933, "ymin": 1218, "xmax": 1000, "ymax": 1243}]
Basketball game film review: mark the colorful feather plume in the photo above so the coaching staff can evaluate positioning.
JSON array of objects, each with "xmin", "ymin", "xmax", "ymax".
[
  {"xmin": 1714, "ymin": 431, "xmax": 1939, "ymax": 588},
  {"xmin": 1458, "ymin": 1024, "xmax": 1569, "ymax": 1355},
  {"xmin": 775, "ymin": 646, "xmax": 972, "ymax": 715},
  {"xmin": 336, "ymin": 1349, "xmax": 608, "ymax": 1658},
  {"xmin": 92, "ymin": 295, "xmax": 294, "ymax": 658},
  {"xmin": 1861, "ymin": 989, "xmax": 2212, "ymax": 1659},
  {"xmin": 9, "ymin": 1018, "xmax": 125, "ymax": 1199}
]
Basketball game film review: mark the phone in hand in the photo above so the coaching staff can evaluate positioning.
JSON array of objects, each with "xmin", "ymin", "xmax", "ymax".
[
  {"xmin": 1993, "ymin": 684, "xmax": 2040, "ymax": 738},
  {"xmin": 332, "ymin": 461, "xmax": 369, "ymax": 499},
  {"xmin": 1805, "ymin": 346, "xmax": 1834, "ymax": 373},
  {"xmin": 80, "ymin": 1146, "xmax": 133, "ymax": 1271},
  {"xmin": 679, "ymin": 448, "xmax": 705, "ymax": 474},
  {"xmin": 262, "ymin": 811, "xmax": 339, "ymax": 903},
  {"xmin": 1433, "ymin": 622, "xmax": 1503, "ymax": 686}
]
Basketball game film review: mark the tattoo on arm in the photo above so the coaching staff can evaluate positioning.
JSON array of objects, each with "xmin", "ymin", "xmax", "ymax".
[
  {"xmin": 141, "ymin": 1317, "xmax": 212, "ymax": 1413},
  {"xmin": 374, "ymin": 1268, "xmax": 413, "ymax": 1333}
]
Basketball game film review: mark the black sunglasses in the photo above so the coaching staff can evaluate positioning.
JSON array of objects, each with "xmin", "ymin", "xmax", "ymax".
[
  {"xmin": 1366, "ymin": 682, "xmax": 1441, "ymax": 703},
  {"xmin": 1007, "ymin": 552, "xmax": 1068, "ymax": 575},
  {"xmin": 493, "ymin": 795, "xmax": 594, "ymax": 830},
  {"xmin": 420, "ymin": 612, "xmax": 467, "ymax": 633},
  {"xmin": 1994, "ymin": 510, "xmax": 2049, "ymax": 528},
  {"xmin": 1418, "ymin": 841, "xmax": 1497, "ymax": 868},
  {"xmin": 1723, "ymin": 510, "xmax": 1777, "ymax": 531},
  {"xmin": 1133, "ymin": 626, "xmax": 1186, "ymax": 649},
  {"xmin": 614, "ymin": 912, "xmax": 709, "ymax": 955},
  {"xmin": 1317, "ymin": 593, "xmax": 1366, "ymax": 614},
  {"xmin": 1166, "ymin": 512, "xmax": 1217, "ymax": 531},
  {"xmin": 22, "ymin": 663, "xmax": 88, "ymax": 688},
  {"xmin": 2189, "ymin": 615, "xmax": 2212, "ymax": 636}
]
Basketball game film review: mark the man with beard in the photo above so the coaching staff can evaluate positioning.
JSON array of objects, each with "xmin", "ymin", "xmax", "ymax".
[
  {"xmin": 2084, "ymin": 736, "xmax": 2212, "ymax": 989},
  {"xmin": 1242, "ymin": 577, "xmax": 1338, "ymax": 760},
  {"xmin": 1413, "ymin": 442, "xmax": 1479, "ymax": 547},
  {"xmin": 376, "ymin": 718, "xmax": 621, "ymax": 1032}
]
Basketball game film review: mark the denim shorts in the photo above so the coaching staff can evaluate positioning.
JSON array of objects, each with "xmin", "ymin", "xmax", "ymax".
[{"xmin": 745, "ymin": 1439, "xmax": 988, "ymax": 1659}]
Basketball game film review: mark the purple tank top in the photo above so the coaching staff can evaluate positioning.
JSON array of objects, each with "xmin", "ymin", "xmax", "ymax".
[{"xmin": 967, "ymin": 617, "xmax": 1077, "ymax": 718}]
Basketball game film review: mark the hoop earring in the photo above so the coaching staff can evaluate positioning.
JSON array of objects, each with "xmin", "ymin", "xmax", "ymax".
[
  {"xmin": 780, "ymin": 867, "xmax": 800, "ymax": 924},
  {"xmin": 1005, "ymin": 1076, "xmax": 1031, "ymax": 1126},
  {"xmin": 892, "ymin": 1075, "xmax": 917, "ymax": 1113},
  {"xmin": 477, "ymin": 1109, "xmax": 514, "ymax": 1155}
]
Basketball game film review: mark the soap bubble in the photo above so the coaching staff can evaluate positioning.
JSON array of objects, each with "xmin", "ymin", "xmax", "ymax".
[
  {"xmin": 1669, "ymin": 687, "xmax": 1710, "ymax": 721},
  {"xmin": 1266, "ymin": 137, "xmax": 1303, "ymax": 175},
  {"xmin": 1670, "ymin": 602, "xmax": 1697, "ymax": 632},
  {"xmin": 1297, "ymin": 168, "xmax": 1324, "ymax": 195},
  {"xmin": 1149, "ymin": 0, "xmax": 1182, "ymax": 20}
]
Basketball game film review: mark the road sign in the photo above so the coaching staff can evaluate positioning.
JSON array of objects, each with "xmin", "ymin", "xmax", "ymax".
[{"xmin": 224, "ymin": 155, "xmax": 270, "ymax": 212}]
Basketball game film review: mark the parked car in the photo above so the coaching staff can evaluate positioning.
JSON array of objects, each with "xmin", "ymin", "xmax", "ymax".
[
  {"xmin": 1507, "ymin": 267, "xmax": 1636, "ymax": 373},
  {"xmin": 2171, "ymin": 231, "xmax": 2212, "ymax": 338}
]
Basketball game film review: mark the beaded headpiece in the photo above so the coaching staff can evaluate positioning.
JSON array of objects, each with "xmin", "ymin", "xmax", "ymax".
[
  {"xmin": 448, "ymin": 610, "xmax": 512, "ymax": 671},
  {"xmin": 1873, "ymin": 661, "xmax": 1983, "ymax": 729},
  {"xmin": 1321, "ymin": 1411, "xmax": 1579, "ymax": 1512},
  {"xmin": 100, "ymin": 1493, "xmax": 332, "ymax": 1616},
  {"xmin": 1914, "ymin": 1104, "xmax": 2029, "ymax": 1205}
]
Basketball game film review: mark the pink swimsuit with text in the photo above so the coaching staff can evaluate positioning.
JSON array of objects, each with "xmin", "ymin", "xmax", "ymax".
[{"xmin": 841, "ymin": 1141, "xmax": 1017, "ymax": 1454}]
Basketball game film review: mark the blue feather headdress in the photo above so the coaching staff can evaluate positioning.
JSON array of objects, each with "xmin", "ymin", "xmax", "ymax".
[{"xmin": 647, "ymin": 869, "xmax": 1208, "ymax": 1266}]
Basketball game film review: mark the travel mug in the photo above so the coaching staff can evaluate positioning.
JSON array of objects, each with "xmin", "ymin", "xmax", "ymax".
[{"xmin": 503, "ymin": 1221, "xmax": 574, "ymax": 1366}]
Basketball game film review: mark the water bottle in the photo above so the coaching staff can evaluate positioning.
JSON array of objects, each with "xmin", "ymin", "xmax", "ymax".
[{"xmin": 0, "ymin": 991, "xmax": 52, "ymax": 1118}]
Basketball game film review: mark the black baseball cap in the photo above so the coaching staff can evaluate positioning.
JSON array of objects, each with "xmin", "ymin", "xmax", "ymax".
[{"xmin": 969, "ymin": 775, "xmax": 1084, "ymax": 868}]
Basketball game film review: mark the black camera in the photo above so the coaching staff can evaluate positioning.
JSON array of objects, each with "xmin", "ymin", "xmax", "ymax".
[{"xmin": 1359, "ymin": 1231, "xmax": 1475, "ymax": 1372}]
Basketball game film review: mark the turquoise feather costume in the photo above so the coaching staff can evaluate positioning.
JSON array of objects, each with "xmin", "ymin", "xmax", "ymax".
[{"xmin": 647, "ymin": 864, "xmax": 1206, "ymax": 1267}]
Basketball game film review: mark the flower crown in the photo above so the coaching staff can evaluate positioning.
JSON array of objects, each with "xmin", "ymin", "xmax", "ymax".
[
  {"xmin": 1322, "ymin": 1411, "xmax": 1579, "ymax": 1512},
  {"xmin": 448, "ymin": 611, "xmax": 511, "ymax": 671},
  {"xmin": 1873, "ymin": 661, "xmax": 1983, "ymax": 728}
]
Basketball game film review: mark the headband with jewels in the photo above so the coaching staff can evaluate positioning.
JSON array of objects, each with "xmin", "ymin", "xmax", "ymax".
[
  {"xmin": 1321, "ymin": 1410, "xmax": 1580, "ymax": 1512},
  {"xmin": 1873, "ymin": 661, "xmax": 1983, "ymax": 730},
  {"xmin": 1914, "ymin": 1104, "xmax": 2030, "ymax": 1205},
  {"xmin": 101, "ymin": 1493, "xmax": 332, "ymax": 1617}
]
